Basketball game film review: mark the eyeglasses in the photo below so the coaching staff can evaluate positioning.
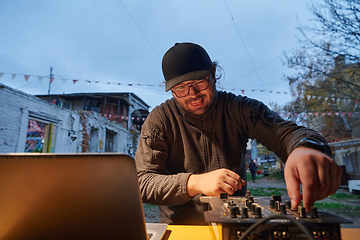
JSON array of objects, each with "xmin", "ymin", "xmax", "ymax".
[{"xmin": 171, "ymin": 74, "xmax": 211, "ymax": 98}]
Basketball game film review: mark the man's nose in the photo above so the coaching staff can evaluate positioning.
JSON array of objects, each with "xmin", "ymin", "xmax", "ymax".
[{"xmin": 188, "ymin": 85, "xmax": 200, "ymax": 96}]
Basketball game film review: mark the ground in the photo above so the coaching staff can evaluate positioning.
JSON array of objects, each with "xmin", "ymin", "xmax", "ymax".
[{"xmin": 143, "ymin": 177, "xmax": 360, "ymax": 228}]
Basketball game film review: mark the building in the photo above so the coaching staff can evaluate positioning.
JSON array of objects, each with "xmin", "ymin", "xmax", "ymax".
[
  {"xmin": 0, "ymin": 83, "xmax": 149, "ymax": 156},
  {"xmin": 329, "ymin": 138, "xmax": 360, "ymax": 181}
]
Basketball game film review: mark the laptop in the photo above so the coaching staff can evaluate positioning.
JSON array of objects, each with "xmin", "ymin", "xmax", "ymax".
[{"xmin": 0, "ymin": 153, "xmax": 168, "ymax": 240}]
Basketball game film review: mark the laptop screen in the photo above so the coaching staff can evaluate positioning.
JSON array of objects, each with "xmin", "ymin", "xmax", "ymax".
[{"xmin": 0, "ymin": 153, "xmax": 149, "ymax": 240}]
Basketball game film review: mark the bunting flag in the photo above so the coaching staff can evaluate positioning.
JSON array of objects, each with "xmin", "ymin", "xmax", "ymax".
[
  {"xmin": 1, "ymin": 71, "xmax": 359, "ymax": 106},
  {"xmin": 277, "ymin": 111, "xmax": 359, "ymax": 118},
  {"xmin": 99, "ymin": 114, "xmax": 147, "ymax": 121}
]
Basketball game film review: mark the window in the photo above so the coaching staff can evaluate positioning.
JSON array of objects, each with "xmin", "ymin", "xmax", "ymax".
[
  {"xmin": 105, "ymin": 129, "xmax": 116, "ymax": 152},
  {"xmin": 62, "ymin": 100, "xmax": 72, "ymax": 110},
  {"xmin": 25, "ymin": 119, "xmax": 56, "ymax": 153},
  {"xmin": 89, "ymin": 128, "xmax": 99, "ymax": 152}
]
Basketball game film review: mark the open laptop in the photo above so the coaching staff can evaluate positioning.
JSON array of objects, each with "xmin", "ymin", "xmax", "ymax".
[{"xmin": 0, "ymin": 153, "xmax": 168, "ymax": 240}]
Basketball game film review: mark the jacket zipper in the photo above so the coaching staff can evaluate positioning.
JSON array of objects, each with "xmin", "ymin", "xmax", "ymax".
[{"xmin": 201, "ymin": 120, "xmax": 208, "ymax": 172}]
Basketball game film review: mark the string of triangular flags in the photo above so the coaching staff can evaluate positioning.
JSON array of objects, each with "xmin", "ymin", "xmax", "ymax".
[
  {"xmin": 0, "ymin": 71, "xmax": 291, "ymax": 95},
  {"xmin": 278, "ymin": 111, "xmax": 359, "ymax": 118},
  {"xmin": 99, "ymin": 114, "xmax": 145, "ymax": 129},
  {"xmin": 305, "ymin": 95, "xmax": 359, "ymax": 105},
  {"xmin": 0, "ymin": 71, "xmax": 163, "ymax": 88},
  {"xmin": 99, "ymin": 114, "xmax": 146, "ymax": 122},
  {"xmin": 222, "ymin": 87, "xmax": 291, "ymax": 95},
  {"xmin": 2, "ymin": 71, "xmax": 360, "ymax": 101}
]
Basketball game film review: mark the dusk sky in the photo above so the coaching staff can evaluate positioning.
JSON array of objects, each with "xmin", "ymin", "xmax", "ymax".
[{"xmin": 0, "ymin": 0, "xmax": 318, "ymax": 110}]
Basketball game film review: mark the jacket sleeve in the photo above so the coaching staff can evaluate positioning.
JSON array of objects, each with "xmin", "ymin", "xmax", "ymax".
[
  {"xmin": 134, "ymin": 107, "xmax": 193, "ymax": 206},
  {"xmin": 240, "ymin": 97, "xmax": 331, "ymax": 161}
]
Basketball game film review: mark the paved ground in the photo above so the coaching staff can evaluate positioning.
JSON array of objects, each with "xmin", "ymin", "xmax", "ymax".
[{"xmin": 143, "ymin": 177, "xmax": 360, "ymax": 228}]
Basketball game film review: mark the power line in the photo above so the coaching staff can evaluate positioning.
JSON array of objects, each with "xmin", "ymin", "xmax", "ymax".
[
  {"xmin": 118, "ymin": 0, "xmax": 160, "ymax": 59},
  {"xmin": 223, "ymin": 0, "xmax": 270, "ymax": 101}
]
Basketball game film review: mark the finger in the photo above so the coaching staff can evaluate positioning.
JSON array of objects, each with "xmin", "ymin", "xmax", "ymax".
[
  {"xmin": 219, "ymin": 181, "xmax": 236, "ymax": 195},
  {"xmin": 300, "ymin": 165, "xmax": 318, "ymax": 212},
  {"xmin": 316, "ymin": 159, "xmax": 329, "ymax": 200},
  {"xmin": 328, "ymin": 163, "xmax": 342, "ymax": 196},
  {"xmin": 225, "ymin": 176, "xmax": 239, "ymax": 191},
  {"xmin": 284, "ymin": 167, "xmax": 302, "ymax": 211},
  {"xmin": 224, "ymin": 169, "xmax": 241, "ymax": 182},
  {"xmin": 223, "ymin": 170, "xmax": 241, "ymax": 191},
  {"xmin": 238, "ymin": 179, "xmax": 246, "ymax": 190}
]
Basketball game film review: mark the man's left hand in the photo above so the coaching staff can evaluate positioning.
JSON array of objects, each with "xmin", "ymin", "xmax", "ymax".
[{"xmin": 284, "ymin": 147, "xmax": 342, "ymax": 213}]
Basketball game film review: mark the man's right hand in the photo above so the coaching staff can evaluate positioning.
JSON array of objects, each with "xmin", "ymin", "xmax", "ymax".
[{"xmin": 186, "ymin": 168, "xmax": 246, "ymax": 197}]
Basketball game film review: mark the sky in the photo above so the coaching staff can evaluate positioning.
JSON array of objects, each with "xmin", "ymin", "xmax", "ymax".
[{"xmin": 0, "ymin": 0, "xmax": 318, "ymax": 111}]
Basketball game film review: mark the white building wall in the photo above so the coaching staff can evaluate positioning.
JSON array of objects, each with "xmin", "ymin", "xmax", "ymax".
[
  {"xmin": 1, "ymin": 84, "xmax": 143, "ymax": 156},
  {"xmin": 78, "ymin": 111, "xmax": 130, "ymax": 155},
  {"xmin": 0, "ymin": 84, "xmax": 80, "ymax": 153}
]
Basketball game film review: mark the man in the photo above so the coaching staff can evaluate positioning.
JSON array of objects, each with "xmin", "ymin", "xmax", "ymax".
[
  {"xmin": 249, "ymin": 160, "xmax": 257, "ymax": 183},
  {"xmin": 135, "ymin": 42, "xmax": 342, "ymax": 225}
]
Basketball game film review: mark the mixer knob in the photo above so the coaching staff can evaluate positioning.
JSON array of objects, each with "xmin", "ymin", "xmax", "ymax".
[
  {"xmin": 220, "ymin": 193, "xmax": 228, "ymax": 199},
  {"xmin": 242, "ymin": 207, "xmax": 248, "ymax": 218},
  {"xmin": 255, "ymin": 207, "xmax": 262, "ymax": 218},
  {"xmin": 269, "ymin": 199, "xmax": 275, "ymax": 209},
  {"xmin": 251, "ymin": 204, "xmax": 256, "ymax": 214},
  {"xmin": 247, "ymin": 200, "xmax": 253, "ymax": 209},
  {"xmin": 280, "ymin": 204, "xmax": 286, "ymax": 214},
  {"xmin": 275, "ymin": 201, "xmax": 280, "ymax": 211},
  {"xmin": 272, "ymin": 195, "xmax": 282, "ymax": 202},
  {"xmin": 311, "ymin": 207, "xmax": 319, "ymax": 218},
  {"xmin": 249, "ymin": 196, "xmax": 254, "ymax": 202},
  {"xmin": 285, "ymin": 200, "xmax": 291, "ymax": 209},
  {"xmin": 230, "ymin": 206, "xmax": 238, "ymax": 218},
  {"xmin": 299, "ymin": 206, "xmax": 307, "ymax": 218}
]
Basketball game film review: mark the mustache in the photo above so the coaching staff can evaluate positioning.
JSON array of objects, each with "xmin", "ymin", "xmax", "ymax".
[{"xmin": 185, "ymin": 95, "xmax": 205, "ymax": 104}]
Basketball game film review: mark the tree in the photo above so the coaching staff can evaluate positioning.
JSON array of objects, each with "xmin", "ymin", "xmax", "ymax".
[{"xmin": 283, "ymin": 0, "xmax": 360, "ymax": 142}]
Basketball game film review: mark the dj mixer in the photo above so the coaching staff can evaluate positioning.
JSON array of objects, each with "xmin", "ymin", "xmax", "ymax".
[{"xmin": 200, "ymin": 193, "xmax": 353, "ymax": 240}]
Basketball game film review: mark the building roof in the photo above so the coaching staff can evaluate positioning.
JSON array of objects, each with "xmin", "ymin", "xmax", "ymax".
[
  {"xmin": 329, "ymin": 138, "xmax": 360, "ymax": 149},
  {"xmin": 35, "ymin": 92, "xmax": 150, "ymax": 109}
]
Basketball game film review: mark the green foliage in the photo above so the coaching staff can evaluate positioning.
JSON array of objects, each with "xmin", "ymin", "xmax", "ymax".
[
  {"xmin": 314, "ymin": 202, "xmax": 360, "ymax": 218},
  {"xmin": 329, "ymin": 193, "xmax": 360, "ymax": 200},
  {"xmin": 247, "ymin": 187, "xmax": 287, "ymax": 197},
  {"xmin": 129, "ymin": 129, "xmax": 140, "ymax": 155},
  {"xmin": 269, "ymin": 170, "xmax": 284, "ymax": 180},
  {"xmin": 246, "ymin": 172, "xmax": 261, "ymax": 181}
]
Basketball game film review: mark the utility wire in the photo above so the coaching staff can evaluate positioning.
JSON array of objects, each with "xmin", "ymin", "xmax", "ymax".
[
  {"xmin": 118, "ymin": 0, "xmax": 160, "ymax": 59},
  {"xmin": 225, "ymin": 46, "xmax": 296, "ymax": 86},
  {"xmin": 223, "ymin": 0, "xmax": 270, "ymax": 101}
]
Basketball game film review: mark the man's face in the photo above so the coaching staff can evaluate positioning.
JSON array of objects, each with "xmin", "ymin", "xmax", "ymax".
[{"xmin": 171, "ymin": 73, "xmax": 216, "ymax": 115}]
